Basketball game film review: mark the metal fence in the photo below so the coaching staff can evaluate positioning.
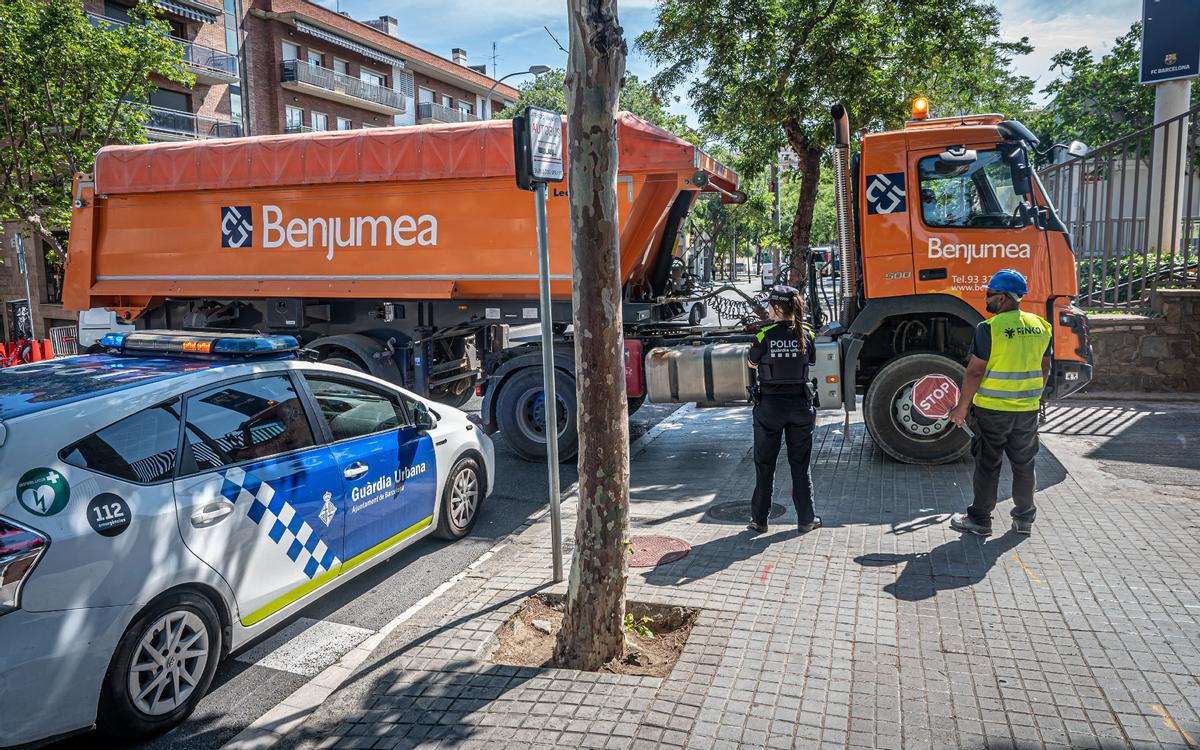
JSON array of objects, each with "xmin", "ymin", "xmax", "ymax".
[
  {"xmin": 147, "ymin": 106, "xmax": 242, "ymax": 139},
  {"xmin": 49, "ymin": 326, "xmax": 78, "ymax": 357},
  {"xmin": 1038, "ymin": 103, "xmax": 1200, "ymax": 311}
]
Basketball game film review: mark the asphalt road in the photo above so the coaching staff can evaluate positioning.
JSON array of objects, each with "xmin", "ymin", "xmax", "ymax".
[{"xmin": 47, "ymin": 398, "xmax": 682, "ymax": 750}]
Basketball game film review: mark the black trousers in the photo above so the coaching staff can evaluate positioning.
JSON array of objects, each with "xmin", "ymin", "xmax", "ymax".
[
  {"xmin": 751, "ymin": 393, "xmax": 816, "ymax": 526},
  {"xmin": 967, "ymin": 405, "xmax": 1039, "ymax": 526}
]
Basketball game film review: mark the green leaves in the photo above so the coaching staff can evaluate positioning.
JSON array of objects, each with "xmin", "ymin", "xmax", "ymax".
[
  {"xmin": 494, "ymin": 69, "xmax": 694, "ymax": 141},
  {"xmin": 0, "ymin": 0, "xmax": 191, "ymax": 259}
]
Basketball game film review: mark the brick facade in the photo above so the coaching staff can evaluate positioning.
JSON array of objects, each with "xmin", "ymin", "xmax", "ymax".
[
  {"xmin": 244, "ymin": 0, "xmax": 517, "ymax": 134},
  {"xmin": 0, "ymin": 226, "xmax": 75, "ymax": 342}
]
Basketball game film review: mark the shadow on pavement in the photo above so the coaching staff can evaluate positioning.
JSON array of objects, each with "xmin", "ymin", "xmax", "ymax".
[
  {"xmin": 854, "ymin": 530, "xmax": 1027, "ymax": 601},
  {"xmin": 636, "ymin": 527, "xmax": 806, "ymax": 586}
]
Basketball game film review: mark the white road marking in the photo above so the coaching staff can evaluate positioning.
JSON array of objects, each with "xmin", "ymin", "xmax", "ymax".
[
  {"xmin": 221, "ymin": 540, "xmax": 513, "ymax": 750},
  {"xmin": 235, "ymin": 617, "xmax": 373, "ymax": 677}
]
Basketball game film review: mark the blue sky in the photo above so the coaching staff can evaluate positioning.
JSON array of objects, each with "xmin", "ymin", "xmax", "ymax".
[{"xmin": 319, "ymin": 0, "xmax": 1141, "ymax": 117}]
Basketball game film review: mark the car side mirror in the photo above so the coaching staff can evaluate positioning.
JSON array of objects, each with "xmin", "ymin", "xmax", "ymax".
[
  {"xmin": 413, "ymin": 401, "xmax": 437, "ymax": 432},
  {"xmin": 1067, "ymin": 140, "xmax": 1089, "ymax": 158}
]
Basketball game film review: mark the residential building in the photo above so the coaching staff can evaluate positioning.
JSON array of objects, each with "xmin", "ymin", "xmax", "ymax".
[
  {"xmin": 0, "ymin": 228, "xmax": 77, "ymax": 347},
  {"xmin": 85, "ymin": 0, "xmax": 246, "ymax": 141},
  {"xmin": 241, "ymin": 0, "xmax": 518, "ymax": 136}
]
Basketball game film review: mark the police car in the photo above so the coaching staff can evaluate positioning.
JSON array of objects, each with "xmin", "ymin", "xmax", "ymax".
[{"xmin": 0, "ymin": 331, "xmax": 494, "ymax": 746}]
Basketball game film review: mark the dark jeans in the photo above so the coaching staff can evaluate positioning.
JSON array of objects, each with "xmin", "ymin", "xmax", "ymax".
[
  {"xmin": 967, "ymin": 405, "xmax": 1039, "ymax": 527},
  {"xmin": 751, "ymin": 393, "xmax": 816, "ymax": 526}
]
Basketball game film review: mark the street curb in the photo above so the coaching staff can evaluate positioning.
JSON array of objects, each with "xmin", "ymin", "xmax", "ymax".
[{"xmin": 220, "ymin": 402, "xmax": 700, "ymax": 750}]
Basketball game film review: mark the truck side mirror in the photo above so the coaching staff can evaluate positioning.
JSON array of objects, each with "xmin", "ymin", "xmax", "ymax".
[{"xmin": 1067, "ymin": 140, "xmax": 1089, "ymax": 158}]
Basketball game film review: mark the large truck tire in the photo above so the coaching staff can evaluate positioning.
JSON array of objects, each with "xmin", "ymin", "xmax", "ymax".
[
  {"xmin": 863, "ymin": 352, "xmax": 971, "ymax": 465},
  {"xmin": 322, "ymin": 355, "xmax": 366, "ymax": 372},
  {"xmin": 496, "ymin": 368, "xmax": 579, "ymax": 463}
]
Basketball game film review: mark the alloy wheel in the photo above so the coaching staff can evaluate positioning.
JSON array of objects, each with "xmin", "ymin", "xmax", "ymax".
[{"xmin": 127, "ymin": 610, "xmax": 210, "ymax": 717}]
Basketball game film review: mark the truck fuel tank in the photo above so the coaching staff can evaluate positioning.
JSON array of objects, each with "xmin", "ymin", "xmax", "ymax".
[{"xmin": 646, "ymin": 343, "xmax": 752, "ymax": 404}]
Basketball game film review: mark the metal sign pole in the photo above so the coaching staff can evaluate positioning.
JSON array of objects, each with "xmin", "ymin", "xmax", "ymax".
[
  {"xmin": 12, "ymin": 234, "xmax": 34, "ymax": 337},
  {"xmin": 534, "ymin": 181, "xmax": 564, "ymax": 583}
]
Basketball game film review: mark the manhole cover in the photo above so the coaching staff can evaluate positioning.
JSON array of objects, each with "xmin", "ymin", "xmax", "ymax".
[
  {"xmin": 628, "ymin": 535, "xmax": 691, "ymax": 567},
  {"xmin": 705, "ymin": 502, "xmax": 786, "ymax": 523}
]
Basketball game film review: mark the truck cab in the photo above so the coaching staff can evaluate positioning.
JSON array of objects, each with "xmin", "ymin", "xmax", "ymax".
[{"xmin": 827, "ymin": 102, "xmax": 1092, "ymax": 463}]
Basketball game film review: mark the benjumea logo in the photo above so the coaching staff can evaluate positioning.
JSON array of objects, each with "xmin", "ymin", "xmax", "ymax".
[{"xmin": 220, "ymin": 205, "xmax": 438, "ymax": 260}]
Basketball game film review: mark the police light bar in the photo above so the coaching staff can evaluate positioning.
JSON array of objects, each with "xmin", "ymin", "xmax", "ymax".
[{"xmin": 99, "ymin": 330, "xmax": 299, "ymax": 356}]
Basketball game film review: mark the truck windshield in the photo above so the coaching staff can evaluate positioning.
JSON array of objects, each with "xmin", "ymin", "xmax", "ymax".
[{"xmin": 918, "ymin": 150, "xmax": 1024, "ymax": 229}]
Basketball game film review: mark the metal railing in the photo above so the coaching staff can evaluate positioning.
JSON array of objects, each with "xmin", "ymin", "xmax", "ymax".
[
  {"xmin": 417, "ymin": 102, "xmax": 479, "ymax": 124},
  {"xmin": 1039, "ymin": 103, "xmax": 1200, "ymax": 311},
  {"xmin": 280, "ymin": 59, "xmax": 403, "ymax": 112},
  {"xmin": 87, "ymin": 12, "xmax": 238, "ymax": 79},
  {"xmin": 146, "ymin": 106, "xmax": 242, "ymax": 139},
  {"xmin": 285, "ymin": 124, "xmax": 314, "ymax": 134}
]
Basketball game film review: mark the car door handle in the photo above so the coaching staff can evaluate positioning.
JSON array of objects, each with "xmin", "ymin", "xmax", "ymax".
[
  {"xmin": 190, "ymin": 502, "xmax": 235, "ymax": 528},
  {"xmin": 343, "ymin": 462, "xmax": 369, "ymax": 480}
]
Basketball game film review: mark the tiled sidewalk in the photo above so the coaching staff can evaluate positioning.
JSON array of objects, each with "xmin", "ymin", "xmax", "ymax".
[{"xmin": 285, "ymin": 402, "xmax": 1200, "ymax": 750}]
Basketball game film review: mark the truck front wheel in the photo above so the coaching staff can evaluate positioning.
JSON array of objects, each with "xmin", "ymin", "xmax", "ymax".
[
  {"xmin": 496, "ymin": 368, "xmax": 579, "ymax": 463},
  {"xmin": 863, "ymin": 352, "xmax": 971, "ymax": 465}
]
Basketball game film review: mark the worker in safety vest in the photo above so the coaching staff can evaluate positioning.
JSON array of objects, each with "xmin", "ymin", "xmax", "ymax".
[
  {"xmin": 948, "ymin": 269, "xmax": 1052, "ymax": 536},
  {"xmin": 746, "ymin": 286, "xmax": 820, "ymax": 535}
]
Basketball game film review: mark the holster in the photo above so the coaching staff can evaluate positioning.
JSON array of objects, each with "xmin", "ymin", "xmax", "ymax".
[{"xmin": 748, "ymin": 383, "xmax": 762, "ymax": 405}]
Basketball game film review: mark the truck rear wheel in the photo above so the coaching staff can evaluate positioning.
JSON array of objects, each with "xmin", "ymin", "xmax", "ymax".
[
  {"xmin": 496, "ymin": 368, "xmax": 578, "ymax": 463},
  {"xmin": 863, "ymin": 352, "xmax": 970, "ymax": 465}
]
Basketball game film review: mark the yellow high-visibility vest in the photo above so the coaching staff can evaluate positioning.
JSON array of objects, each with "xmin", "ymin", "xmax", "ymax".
[{"xmin": 972, "ymin": 309, "xmax": 1052, "ymax": 412}]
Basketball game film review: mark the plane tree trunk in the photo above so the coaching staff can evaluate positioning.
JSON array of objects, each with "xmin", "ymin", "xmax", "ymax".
[{"xmin": 553, "ymin": 0, "xmax": 630, "ymax": 672}]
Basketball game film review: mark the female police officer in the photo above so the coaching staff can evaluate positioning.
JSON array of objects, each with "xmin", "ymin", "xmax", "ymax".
[{"xmin": 747, "ymin": 285, "xmax": 820, "ymax": 534}]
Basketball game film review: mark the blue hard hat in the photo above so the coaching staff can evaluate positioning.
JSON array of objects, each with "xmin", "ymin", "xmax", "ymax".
[{"xmin": 987, "ymin": 269, "xmax": 1028, "ymax": 296}]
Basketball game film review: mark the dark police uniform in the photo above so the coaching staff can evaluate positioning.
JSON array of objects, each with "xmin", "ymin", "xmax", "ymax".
[{"xmin": 748, "ymin": 319, "xmax": 818, "ymax": 530}]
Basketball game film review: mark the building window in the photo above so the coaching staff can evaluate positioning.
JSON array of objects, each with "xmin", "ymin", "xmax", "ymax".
[
  {"xmin": 360, "ymin": 67, "xmax": 386, "ymax": 87},
  {"xmin": 307, "ymin": 50, "xmax": 324, "ymax": 68},
  {"xmin": 282, "ymin": 42, "xmax": 300, "ymax": 61},
  {"xmin": 440, "ymin": 94, "xmax": 452, "ymax": 108},
  {"xmin": 311, "ymin": 112, "xmax": 328, "ymax": 131},
  {"xmin": 103, "ymin": 1, "xmax": 132, "ymax": 23},
  {"xmin": 285, "ymin": 106, "xmax": 303, "ymax": 131},
  {"xmin": 418, "ymin": 88, "xmax": 434, "ymax": 104},
  {"xmin": 149, "ymin": 88, "xmax": 190, "ymax": 112},
  {"xmin": 333, "ymin": 59, "xmax": 349, "ymax": 76},
  {"xmin": 459, "ymin": 102, "xmax": 473, "ymax": 116},
  {"xmin": 336, "ymin": 117, "xmax": 352, "ymax": 130}
]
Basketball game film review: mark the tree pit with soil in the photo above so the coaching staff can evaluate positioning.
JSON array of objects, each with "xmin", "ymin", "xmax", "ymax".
[{"xmin": 489, "ymin": 594, "xmax": 699, "ymax": 678}]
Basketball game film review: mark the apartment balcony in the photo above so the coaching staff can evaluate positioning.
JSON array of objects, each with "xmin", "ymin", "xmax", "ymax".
[
  {"xmin": 87, "ymin": 13, "xmax": 239, "ymax": 86},
  {"xmin": 285, "ymin": 124, "xmax": 315, "ymax": 134},
  {"xmin": 416, "ymin": 102, "xmax": 480, "ymax": 125},
  {"xmin": 280, "ymin": 60, "xmax": 403, "ymax": 116},
  {"xmin": 146, "ymin": 106, "xmax": 242, "ymax": 141}
]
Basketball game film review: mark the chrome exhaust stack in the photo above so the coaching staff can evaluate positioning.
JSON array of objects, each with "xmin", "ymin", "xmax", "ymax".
[{"xmin": 830, "ymin": 103, "xmax": 857, "ymax": 327}]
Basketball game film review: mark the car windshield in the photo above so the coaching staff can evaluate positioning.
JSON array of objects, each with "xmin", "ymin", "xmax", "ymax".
[{"xmin": 0, "ymin": 356, "xmax": 209, "ymax": 420}]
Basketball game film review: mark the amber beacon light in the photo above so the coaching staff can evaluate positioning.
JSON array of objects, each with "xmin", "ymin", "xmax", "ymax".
[{"xmin": 911, "ymin": 97, "xmax": 930, "ymax": 120}]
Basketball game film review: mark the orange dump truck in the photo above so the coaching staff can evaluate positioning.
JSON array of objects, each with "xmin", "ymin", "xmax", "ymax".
[
  {"xmin": 66, "ymin": 104, "xmax": 1093, "ymax": 465},
  {"xmin": 65, "ymin": 113, "xmax": 742, "ymax": 460}
]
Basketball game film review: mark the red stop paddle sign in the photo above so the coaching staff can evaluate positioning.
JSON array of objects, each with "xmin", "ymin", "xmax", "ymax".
[{"xmin": 912, "ymin": 374, "xmax": 960, "ymax": 419}]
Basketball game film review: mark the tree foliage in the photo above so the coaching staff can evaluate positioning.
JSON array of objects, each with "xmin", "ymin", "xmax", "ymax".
[
  {"xmin": 1030, "ymin": 22, "xmax": 1200, "ymax": 151},
  {"xmin": 638, "ymin": 0, "xmax": 1034, "ymax": 269},
  {"xmin": 495, "ymin": 68, "xmax": 693, "ymax": 140},
  {"xmin": 0, "ymin": 0, "xmax": 190, "ymax": 261}
]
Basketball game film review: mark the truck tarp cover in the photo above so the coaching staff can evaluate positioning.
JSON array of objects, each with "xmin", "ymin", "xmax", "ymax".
[{"xmin": 67, "ymin": 113, "xmax": 737, "ymax": 311}]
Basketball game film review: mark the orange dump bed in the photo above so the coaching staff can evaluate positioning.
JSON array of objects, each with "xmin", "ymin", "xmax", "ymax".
[{"xmin": 65, "ymin": 113, "xmax": 737, "ymax": 316}]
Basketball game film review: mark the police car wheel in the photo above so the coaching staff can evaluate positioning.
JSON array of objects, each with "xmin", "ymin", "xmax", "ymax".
[
  {"xmin": 434, "ymin": 456, "xmax": 484, "ymax": 540},
  {"xmin": 98, "ymin": 592, "xmax": 223, "ymax": 739},
  {"xmin": 863, "ymin": 352, "xmax": 971, "ymax": 465}
]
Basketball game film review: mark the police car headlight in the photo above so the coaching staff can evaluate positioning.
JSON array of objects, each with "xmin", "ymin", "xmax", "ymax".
[{"xmin": 0, "ymin": 516, "xmax": 48, "ymax": 615}]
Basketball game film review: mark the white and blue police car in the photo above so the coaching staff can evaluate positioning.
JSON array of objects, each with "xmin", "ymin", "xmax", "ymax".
[{"xmin": 0, "ymin": 331, "xmax": 494, "ymax": 746}]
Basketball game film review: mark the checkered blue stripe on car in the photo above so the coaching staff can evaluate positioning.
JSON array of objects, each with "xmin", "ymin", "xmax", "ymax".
[{"xmin": 220, "ymin": 466, "xmax": 340, "ymax": 579}]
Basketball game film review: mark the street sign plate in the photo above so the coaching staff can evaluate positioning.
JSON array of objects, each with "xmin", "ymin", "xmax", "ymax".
[
  {"xmin": 911, "ymin": 374, "xmax": 959, "ymax": 419},
  {"xmin": 526, "ymin": 106, "xmax": 564, "ymax": 182},
  {"xmin": 1140, "ymin": 0, "xmax": 1200, "ymax": 84}
]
